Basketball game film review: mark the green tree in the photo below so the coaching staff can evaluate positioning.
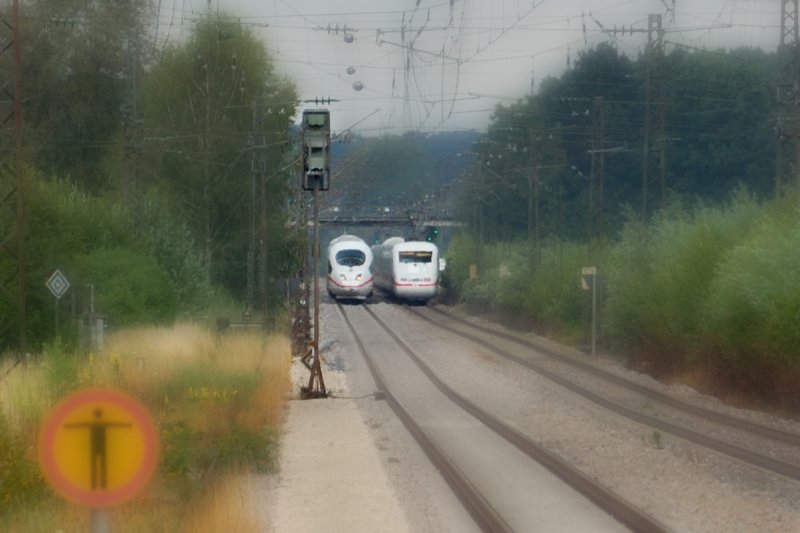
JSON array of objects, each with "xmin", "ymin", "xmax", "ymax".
[
  {"xmin": 457, "ymin": 43, "xmax": 779, "ymax": 247},
  {"xmin": 18, "ymin": 0, "xmax": 154, "ymax": 193},
  {"xmin": 0, "ymin": 169, "xmax": 195, "ymax": 349},
  {"xmin": 140, "ymin": 13, "xmax": 298, "ymax": 300},
  {"xmin": 70, "ymin": 248, "xmax": 178, "ymax": 325},
  {"xmin": 664, "ymin": 47, "xmax": 776, "ymax": 198}
]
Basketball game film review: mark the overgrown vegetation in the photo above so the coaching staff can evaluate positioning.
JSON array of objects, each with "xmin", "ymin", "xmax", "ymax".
[
  {"xmin": 0, "ymin": 3, "xmax": 301, "ymax": 351},
  {"xmin": 454, "ymin": 44, "xmax": 778, "ymax": 243},
  {"xmin": 0, "ymin": 324, "xmax": 290, "ymax": 531},
  {"xmin": 444, "ymin": 192, "xmax": 800, "ymax": 411},
  {"xmin": 438, "ymin": 39, "xmax": 800, "ymax": 411}
]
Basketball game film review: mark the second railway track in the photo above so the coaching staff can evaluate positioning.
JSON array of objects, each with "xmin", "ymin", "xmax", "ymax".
[
  {"xmin": 398, "ymin": 304, "xmax": 800, "ymax": 482},
  {"xmin": 336, "ymin": 301, "xmax": 670, "ymax": 532}
]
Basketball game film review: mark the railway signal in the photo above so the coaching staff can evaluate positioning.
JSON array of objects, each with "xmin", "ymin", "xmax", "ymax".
[
  {"xmin": 301, "ymin": 109, "xmax": 331, "ymax": 191},
  {"xmin": 425, "ymin": 226, "xmax": 439, "ymax": 242},
  {"xmin": 299, "ymin": 107, "xmax": 330, "ymax": 398}
]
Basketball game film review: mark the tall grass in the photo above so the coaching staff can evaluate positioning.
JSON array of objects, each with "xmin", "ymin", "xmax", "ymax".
[{"xmin": 0, "ymin": 323, "xmax": 291, "ymax": 531}]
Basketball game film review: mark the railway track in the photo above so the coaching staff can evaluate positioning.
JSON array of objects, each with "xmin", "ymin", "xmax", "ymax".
[
  {"xmin": 403, "ymin": 305, "xmax": 800, "ymax": 482},
  {"xmin": 336, "ymin": 301, "xmax": 670, "ymax": 532}
]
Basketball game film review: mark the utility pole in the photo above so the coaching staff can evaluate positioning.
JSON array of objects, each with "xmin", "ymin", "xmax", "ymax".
[
  {"xmin": 247, "ymin": 99, "xmax": 261, "ymax": 309},
  {"xmin": 641, "ymin": 14, "xmax": 665, "ymax": 220},
  {"xmin": 776, "ymin": 0, "xmax": 800, "ymax": 197},
  {"xmin": 588, "ymin": 96, "xmax": 606, "ymax": 260},
  {"xmin": 0, "ymin": 0, "xmax": 26, "ymax": 356},
  {"xmin": 527, "ymin": 133, "xmax": 541, "ymax": 266},
  {"xmin": 123, "ymin": 29, "xmax": 141, "ymax": 209},
  {"xmin": 595, "ymin": 13, "xmax": 666, "ymax": 220}
]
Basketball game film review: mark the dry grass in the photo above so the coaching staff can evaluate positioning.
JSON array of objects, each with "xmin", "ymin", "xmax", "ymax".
[
  {"xmin": 0, "ymin": 322, "xmax": 291, "ymax": 532},
  {"xmin": 0, "ymin": 358, "xmax": 51, "ymax": 439},
  {"xmin": 178, "ymin": 471, "xmax": 265, "ymax": 533}
]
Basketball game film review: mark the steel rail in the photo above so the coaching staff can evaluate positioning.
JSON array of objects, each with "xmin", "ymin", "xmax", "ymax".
[
  {"xmin": 336, "ymin": 303, "xmax": 512, "ymax": 533},
  {"xmin": 358, "ymin": 304, "xmax": 671, "ymax": 533},
  {"xmin": 423, "ymin": 306, "xmax": 800, "ymax": 447},
  {"xmin": 407, "ymin": 306, "xmax": 800, "ymax": 482}
]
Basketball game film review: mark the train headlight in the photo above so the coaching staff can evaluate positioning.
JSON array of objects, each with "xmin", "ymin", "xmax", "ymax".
[
  {"xmin": 339, "ymin": 274, "xmax": 347, "ymax": 281},
  {"xmin": 355, "ymin": 273, "xmax": 363, "ymax": 281}
]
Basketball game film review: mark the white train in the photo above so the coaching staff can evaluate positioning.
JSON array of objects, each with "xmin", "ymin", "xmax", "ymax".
[
  {"xmin": 326, "ymin": 234, "xmax": 374, "ymax": 300},
  {"xmin": 372, "ymin": 237, "xmax": 441, "ymax": 302}
]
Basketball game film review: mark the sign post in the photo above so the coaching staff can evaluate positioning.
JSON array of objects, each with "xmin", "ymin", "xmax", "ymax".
[
  {"xmin": 38, "ymin": 388, "xmax": 159, "ymax": 532},
  {"xmin": 46, "ymin": 269, "xmax": 70, "ymax": 336},
  {"xmin": 581, "ymin": 266, "xmax": 597, "ymax": 357}
]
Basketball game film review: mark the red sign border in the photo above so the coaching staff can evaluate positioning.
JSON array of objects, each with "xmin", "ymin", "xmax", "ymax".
[{"xmin": 38, "ymin": 388, "xmax": 159, "ymax": 508}]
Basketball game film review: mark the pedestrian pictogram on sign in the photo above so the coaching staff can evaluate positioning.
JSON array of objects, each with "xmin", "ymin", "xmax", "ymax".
[{"xmin": 38, "ymin": 389, "xmax": 159, "ymax": 508}]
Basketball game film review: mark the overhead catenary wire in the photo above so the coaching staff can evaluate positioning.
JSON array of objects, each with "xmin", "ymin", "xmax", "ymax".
[{"xmin": 117, "ymin": 1, "xmax": 787, "ymax": 136}]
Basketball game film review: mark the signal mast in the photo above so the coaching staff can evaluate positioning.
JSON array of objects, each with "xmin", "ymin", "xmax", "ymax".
[{"xmin": 300, "ymin": 108, "xmax": 331, "ymax": 398}]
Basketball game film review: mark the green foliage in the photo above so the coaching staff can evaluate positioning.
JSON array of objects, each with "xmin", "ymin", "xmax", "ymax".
[
  {"xmin": 20, "ymin": 0, "xmax": 155, "ymax": 193},
  {"xmin": 458, "ymin": 44, "xmax": 779, "ymax": 244},
  {"xmin": 41, "ymin": 337, "xmax": 80, "ymax": 399},
  {"xmin": 1, "ymin": 170, "xmax": 229, "ymax": 349},
  {"xmin": 159, "ymin": 364, "xmax": 261, "ymax": 403},
  {"xmin": 70, "ymin": 248, "xmax": 179, "ymax": 325},
  {"xmin": 134, "ymin": 191, "xmax": 213, "ymax": 313},
  {"xmin": 161, "ymin": 420, "xmax": 199, "ymax": 478},
  {"xmin": 702, "ymin": 200, "xmax": 800, "ymax": 363},
  {"xmin": 216, "ymin": 426, "xmax": 280, "ymax": 473},
  {"xmin": 446, "ymin": 236, "xmax": 586, "ymax": 339},
  {"xmin": 140, "ymin": 12, "xmax": 298, "ymax": 300},
  {"xmin": 527, "ymin": 242, "xmax": 585, "ymax": 331},
  {"xmin": 603, "ymin": 193, "xmax": 761, "ymax": 353},
  {"xmin": 440, "ymin": 233, "xmax": 477, "ymax": 300},
  {"xmin": 447, "ymin": 190, "xmax": 800, "ymax": 370},
  {"xmin": 665, "ymin": 48, "xmax": 776, "ymax": 198},
  {"xmin": 0, "ymin": 415, "xmax": 46, "ymax": 511},
  {"xmin": 158, "ymin": 363, "xmax": 275, "ymax": 482}
]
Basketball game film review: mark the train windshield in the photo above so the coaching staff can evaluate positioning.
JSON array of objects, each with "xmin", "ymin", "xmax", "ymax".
[
  {"xmin": 399, "ymin": 251, "xmax": 433, "ymax": 263},
  {"xmin": 336, "ymin": 249, "xmax": 366, "ymax": 267}
]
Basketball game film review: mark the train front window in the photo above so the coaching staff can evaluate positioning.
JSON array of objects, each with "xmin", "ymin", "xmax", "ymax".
[
  {"xmin": 336, "ymin": 250, "xmax": 365, "ymax": 267},
  {"xmin": 399, "ymin": 251, "xmax": 432, "ymax": 263}
]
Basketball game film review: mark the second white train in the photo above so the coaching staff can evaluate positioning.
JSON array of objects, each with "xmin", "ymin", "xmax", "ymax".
[{"xmin": 372, "ymin": 237, "xmax": 441, "ymax": 302}]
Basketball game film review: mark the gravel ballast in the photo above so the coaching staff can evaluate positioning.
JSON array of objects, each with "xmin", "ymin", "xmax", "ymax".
[{"xmin": 256, "ymin": 302, "xmax": 800, "ymax": 532}]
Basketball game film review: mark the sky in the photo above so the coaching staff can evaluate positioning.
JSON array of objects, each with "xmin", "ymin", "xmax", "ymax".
[{"xmin": 155, "ymin": 1, "xmax": 782, "ymax": 135}]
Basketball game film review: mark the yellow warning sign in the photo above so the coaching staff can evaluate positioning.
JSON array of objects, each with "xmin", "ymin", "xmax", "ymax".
[{"xmin": 38, "ymin": 388, "xmax": 158, "ymax": 508}]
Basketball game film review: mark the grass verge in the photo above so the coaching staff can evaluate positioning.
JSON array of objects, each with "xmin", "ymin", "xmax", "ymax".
[{"xmin": 0, "ymin": 323, "xmax": 290, "ymax": 531}]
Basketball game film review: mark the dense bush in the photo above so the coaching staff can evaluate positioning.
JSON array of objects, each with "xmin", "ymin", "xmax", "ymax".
[
  {"xmin": 527, "ymin": 241, "xmax": 587, "ymax": 339},
  {"xmin": 444, "ymin": 236, "xmax": 588, "ymax": 341},
  {"xmin": 702, "ymin": 200, "xmax": 800, "ymax": 364},
  {"xmin": 439, "ymin": 233, "xmax": 475, "ymax": 301},
  {"xmin": 447, "ymin": 191, "xmax": 800, "ymax": 378},
  {"xmin": 69, "ymin": 248, "xmax": 179, "ymax": 325},
  {"xmin": 0, "ymin": 171, "xmax": 227, "ymax": 349},
  {"xmin": 0, "ymin": 415, "xmax": 46, "ymax": 511},
  {"xmin": 603, "ymin": 194, "xmax": 761, "ymax": 354}
]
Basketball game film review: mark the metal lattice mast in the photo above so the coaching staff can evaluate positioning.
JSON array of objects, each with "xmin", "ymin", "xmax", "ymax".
[
  {"xmin": 776, "ymin": 0, "xmax": 800, "ymax": 196},
  {"xmin": 641, "ymin": 14, "xmax": 665, "ymax": 220},
  {"xmin": 588, "ymin": 96, "xmax": 606, "ymax": 260},
  {"xmin": 0, "ymin": 0, "xmax": 26, "ymax": 355}
]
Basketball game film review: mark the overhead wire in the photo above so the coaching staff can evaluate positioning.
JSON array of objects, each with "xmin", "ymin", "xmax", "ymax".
[{"xmin": 138, "ymin": 1, "xmax": 788, "ymax": 136}]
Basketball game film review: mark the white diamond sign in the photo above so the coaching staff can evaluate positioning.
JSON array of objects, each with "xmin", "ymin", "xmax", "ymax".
[{"xmin": 46, "ymin": 270, "xmax": 70, "ymax": 300}]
